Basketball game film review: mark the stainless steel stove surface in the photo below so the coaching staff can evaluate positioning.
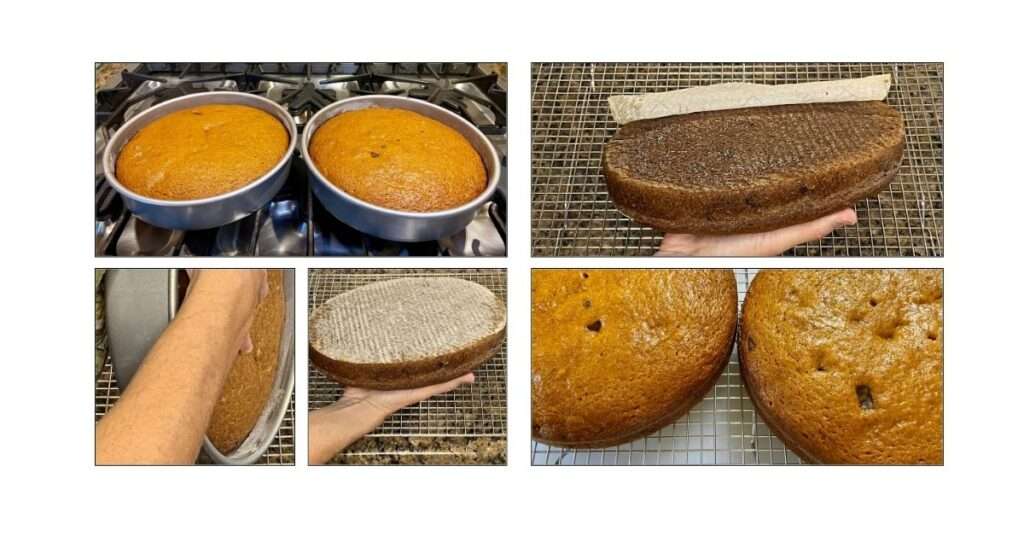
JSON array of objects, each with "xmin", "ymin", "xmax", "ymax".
[{"xmin": 95, "ymin": 63, "xmax": 508, "ymax": 256}]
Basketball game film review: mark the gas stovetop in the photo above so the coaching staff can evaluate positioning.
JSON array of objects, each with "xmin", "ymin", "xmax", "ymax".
[{"xmin": 95, "ymin": 63, "xmax": 508, "ymax": 257}]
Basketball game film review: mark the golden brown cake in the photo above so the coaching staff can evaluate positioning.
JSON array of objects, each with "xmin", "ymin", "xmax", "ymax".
[
  {"xmin": 309, "ymin": 277, "xmax": 506, "ymax": 390},
  {"xmin": 532, "ymin": 269, "xmax": 737, "ymax": 448},
  {"xmin": 115, "ymin": 104, "xmax": 289, "ymax": 200},
  {"xmin": 308, "ymin": 108, "xmax": 486, "ymax": 212},
  {"xmin": 740, "ymin": 269, "xmax": 943, "ymax": 464},
  {"xmin": 207, "ymin": 270, "xmax": 285, "ymax": 454}
]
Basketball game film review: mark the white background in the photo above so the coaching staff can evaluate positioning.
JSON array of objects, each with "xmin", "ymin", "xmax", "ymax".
[{"xmin": 1, "ymin": 0, "xmax": 1021, "ymax": 533}]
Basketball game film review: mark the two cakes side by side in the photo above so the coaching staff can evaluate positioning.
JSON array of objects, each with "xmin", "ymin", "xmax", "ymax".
[
  {"xmin": 740, "ymin": 269, "xmax": 943, "ymax": 464},
  {"xmin": 531, "ymin": 269, "xmax": 737, "ymax": 448},
  {"xmin": 309, "ymin": 277, "xmax": 506, "ymax": 390},
  {"xmin": 602, "ymin": 101, "xmax": 906, "ymax": 234}
]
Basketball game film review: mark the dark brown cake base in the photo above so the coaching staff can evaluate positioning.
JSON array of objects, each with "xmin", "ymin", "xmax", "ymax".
[
  {"xmin": 310, "ymin": 328, "xmax": 505, "ymax": 390},
  {"xmin": 603, "ymin": 102, "xmax": 906, "ymax": 234}
]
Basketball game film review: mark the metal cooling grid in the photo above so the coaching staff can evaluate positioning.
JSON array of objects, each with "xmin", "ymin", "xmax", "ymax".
[
  {"xmin": 307, "ymin": 269, "xmax": 508, "ymax": 439},
  {"xmin": 94, "ymin": 358, "xmax": 296, "ymax": 465},
  {"xmin": 531, "ymin": 268, "xmax": 804, "ymax": 465},
  {"xmin": 531, "ymin": 62, "xmax": 944, "ymax": 257}
]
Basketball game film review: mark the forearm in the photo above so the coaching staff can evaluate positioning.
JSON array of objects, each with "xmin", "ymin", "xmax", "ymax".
[
  {"xmin": 308, "ymin": 401, "xmax": 388, "ymax": 465},
  {"xmin": 96, "ymin": 273, "xmax": 258, "ymax": 464}
]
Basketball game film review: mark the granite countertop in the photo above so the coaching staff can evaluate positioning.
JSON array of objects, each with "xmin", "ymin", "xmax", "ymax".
[
  {"xmin": 334, "ymin": 436, "xmax": 507, "ymax": 465},
  {"xmin": 95, "ymin": 63, "xmax": 129, "ymax": 92}
]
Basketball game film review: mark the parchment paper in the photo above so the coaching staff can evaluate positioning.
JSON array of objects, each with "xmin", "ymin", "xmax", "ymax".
[{"xmin": 608, "ymin": 74, "xmax": 891, "ymax": 124}]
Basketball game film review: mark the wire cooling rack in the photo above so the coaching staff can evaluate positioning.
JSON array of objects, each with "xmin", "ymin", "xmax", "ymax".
[
  {"xmin": 308, "ymin": 269, "xmax": 508, "ymax": 458},
  {"xmin": 531, "ymin": 63, "xmax": 944, "ymax": 257},
  {"xmin": 532, "ymin": 268, "xmax": 804, "ymax": 465},
  {"xmin": 94, "ymin": 358, "xmax": 296, "ymax": 465}
]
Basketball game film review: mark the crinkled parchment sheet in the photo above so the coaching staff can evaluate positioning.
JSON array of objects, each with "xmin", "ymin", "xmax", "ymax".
[{"xmin": 608, "ymin": 74, "xmax": 891, "ymax": 124}]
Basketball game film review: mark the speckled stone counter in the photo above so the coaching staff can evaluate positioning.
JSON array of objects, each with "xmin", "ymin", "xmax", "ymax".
[{"xmin": 333, "ymin": 437, "xmax": 506, "ymax": 465}]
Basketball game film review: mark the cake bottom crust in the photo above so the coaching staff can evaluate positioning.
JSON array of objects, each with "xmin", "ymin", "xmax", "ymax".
[
  {"xmin": 310, "ymin": 327, "xmax": 505, "ymax": 390},
  {"xmin": 605, "ymin": 155, "xmax": 901, "ymax": 235}
]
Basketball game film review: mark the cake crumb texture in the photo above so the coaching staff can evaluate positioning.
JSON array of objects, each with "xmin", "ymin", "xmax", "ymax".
[
  {"xmin": 207, "ymin": 270, "xmax": 285, "ymax": 454},
  {"xmin": 309, "ymin": 108, "xmax": 486, "ymax": 212},
  {"xmin": 741, "ymin": 269, "xmax": 943, "ymax": 464},
  {"xmin": 532, "ymin": 269, "xmax": 737, "ymax": 448},
  {"xmin": 116, "ymin": 104, "xmax": 288, "ymax": 200},
  {"xmin": 603, "ymin": 101, "xmax": 905, "ymax": 234}
]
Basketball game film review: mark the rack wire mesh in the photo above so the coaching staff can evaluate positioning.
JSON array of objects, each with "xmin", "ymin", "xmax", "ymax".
[
  {"xmin": 308, "ymin": 269, "xmax": 508, "ymax": 460},
  {"xmin": 531, "ymin": 63, "xmax": 944, "ymax": 257},
  {"xmin": 532, "ymin": 268, "xmax": 804, "ymax": 465},
  {"xmin": 94, "ymin": 358, "xmax": 296, "ymax": 465}
]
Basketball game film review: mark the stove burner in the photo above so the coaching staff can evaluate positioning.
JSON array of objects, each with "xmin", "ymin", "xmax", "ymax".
[
  {"xmin": 373, "ymin": 64, "xmax": 507, "ymax": 124},
  {"xmin": 248, "ymin": 64, "xmax": 374, "ymax": 124}
]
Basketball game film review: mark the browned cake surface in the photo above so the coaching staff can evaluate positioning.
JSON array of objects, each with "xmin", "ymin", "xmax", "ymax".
[
  {"xmin": 740, "ymin": 269, "xmax": 943, "ymax": 464},
  {"xmin": 309, "ymin": 108, "xmax": 487, "ymax": 212},
  {"xmin": 532, "ymin": 269, "xmax": 737, "ymax": 448},
  {"xmin": 603, "ymin": 101, "xmax": 905, "ymax": 234},
  {"xmin": 309, "ymin": 277, "xmax": 506, "ymax": 390},
  {"xmin": 116, "ymin": 104, "xmax": 289, "ymax": 200},
  {"xmin": 207, "ymin": 270, "xmax": 285, "ymax": 454}
]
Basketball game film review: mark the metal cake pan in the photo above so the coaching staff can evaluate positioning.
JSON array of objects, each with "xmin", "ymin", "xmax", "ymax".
[
  {"xmin": 104, "ymin": 269, "xmax": 295, "ymax": 465},
  {"xmin": 101, "ymin": 92, "xmax": 298, "ymax": 230},
  {"xmin": 301, "ymin": 95, "xmax": 501, "ymax": 243}
]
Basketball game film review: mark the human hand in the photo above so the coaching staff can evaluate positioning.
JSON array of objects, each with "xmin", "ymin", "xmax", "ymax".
[
  {"xmin": 338, "ymin": 373, "xmax": 476, "ymax": 416},
  {"xmin": 656, "ymin": 209, "xmax": 858, "ymax": 257},
  {"xmin": 184, "ymin": 269, "xmax": 268, "ymax": 353},
  {"xmin": 307, "ymin": 373, "xmax": 475, "ymax": 464}
]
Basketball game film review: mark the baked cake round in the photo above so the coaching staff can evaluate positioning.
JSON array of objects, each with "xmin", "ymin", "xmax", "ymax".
[
  {"xmin": 116, "ymin": 104, "xmax": 289, "ymax": 201},
  {"xmin": 308, "ymin": 108, "xmax": 486, "ymax": 212},
  {"xmin": 207, "ymin": 270, "xmax": 285, "ymax": 454},
  {"xmin": 532, "ymin": 269, "xmax": 737, "ymax": 448},
  {"xmin": 603, "ymin": 101, "xmax": 905, "ymax": 234},
  {"xmin": 309, "ymin": 277, "xmax": 506, "ymax": 390},
  {"xmin": 740, "ymin": 269, "xmax": 943, "ymax": 464}
]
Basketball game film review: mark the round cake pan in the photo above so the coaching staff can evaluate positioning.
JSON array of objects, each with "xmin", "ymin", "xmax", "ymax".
[
  {"xmin": 301, "ymin": 95, "xmax": 501, "ymax": 242},
  {"xmin": 104, "ymin": 269, "xmax": 295, "ymax": 465},
  {"xmin": 101, "ymin": 92, "xmax": 298, "ymax": 231}
]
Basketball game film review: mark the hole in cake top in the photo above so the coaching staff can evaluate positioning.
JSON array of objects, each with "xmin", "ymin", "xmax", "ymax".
[
  {"xmin": 586, "ymin": 319, "xmax": 602, "ymax": 332},
  {"xmin": 583, "ymin": 299, "xmax": 592, "ymax": 309},
  {"xmin": 869, "ymin": 297, "xmax": 879, "ymax": 307},
  {"xmin": 581, "ymin": 272, "xmax": 589, "ymax": 279},
  {"xmin": 927, "ymin": 330, "xmax": 938, "ymax": 341},
  {"xmin": 856, "ymin": 385, "xmax": 875, "ymax": 410},
  {"xmin": 811, "ymin": 347, "xmax": 830, "ymax": 372}
]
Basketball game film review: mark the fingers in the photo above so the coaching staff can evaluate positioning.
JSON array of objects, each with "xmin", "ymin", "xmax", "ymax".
[
  {"xmin": 655, "ymin": 234, "xmax": 702, "ymax": 256},
  {"xmin": 256, "ymin": 269, "xmax": 269, "ymax": 301},
  {"xmin": 656, "ymin": 208, "xmax": 857, "ymax": 256},
  {"xmin": 749, "ymin": 208, "xmax": 857, "ymax": 256},
  {"xmin": 239, "ymin": 335, "xmax": 254, "ymax": 354},
  {"xmin": 393, "ymin": 373, "xmax": 476, "ymax": 408},
  {"xmin": 422, "ymin": 372, "xmax": 475, "ymax": 398}
]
